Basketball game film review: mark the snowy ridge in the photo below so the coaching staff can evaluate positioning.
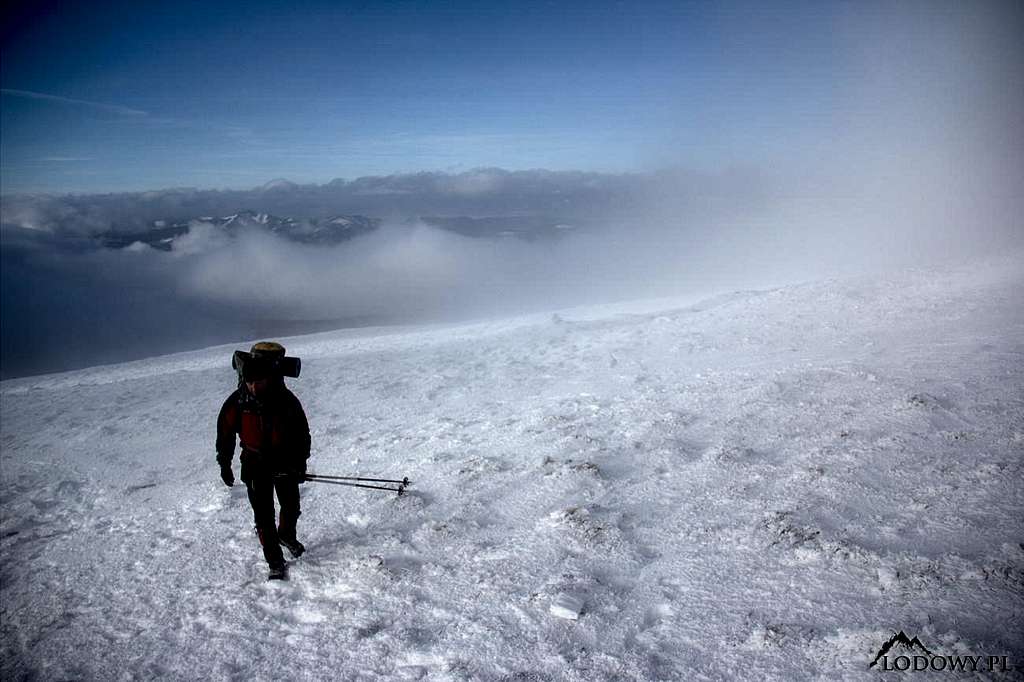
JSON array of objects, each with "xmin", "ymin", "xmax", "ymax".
[
  {"xmin": 2, "ymin": 255, "xmax": 1023, "ymax": 680},
  {"xmin": 0, "ymin": 292, "xmax": 726, "ymax": 396}
]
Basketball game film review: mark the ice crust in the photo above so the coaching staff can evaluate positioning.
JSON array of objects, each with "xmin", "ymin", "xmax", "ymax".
[{"xmin": 550, "ymin": 592, "xmax": 585, "ymax": 620}]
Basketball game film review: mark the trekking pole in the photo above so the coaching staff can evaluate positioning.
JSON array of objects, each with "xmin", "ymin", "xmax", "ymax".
[
  {"xmin": 305, "ymin": 474, "xmax": 410, "ymax": 486},
  {"xmin": 304, "ymin": 475, "xmax": 407, "ymax": 496}
]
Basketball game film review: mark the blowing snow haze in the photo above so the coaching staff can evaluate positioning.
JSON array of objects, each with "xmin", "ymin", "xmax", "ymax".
[{"xmin": 2, "ymin": 1, "xmax": 1023, "ymax": 379}]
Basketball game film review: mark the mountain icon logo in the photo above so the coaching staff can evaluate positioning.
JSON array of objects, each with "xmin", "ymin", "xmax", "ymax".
[{"xmin": 869, "ymin": 631, "xmax": 935, "ymax": 668}]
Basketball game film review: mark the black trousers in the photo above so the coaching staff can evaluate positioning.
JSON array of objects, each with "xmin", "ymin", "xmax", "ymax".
[{"xmin": 244, "ymin": 472, "xmax": 301, "ymax": 566}]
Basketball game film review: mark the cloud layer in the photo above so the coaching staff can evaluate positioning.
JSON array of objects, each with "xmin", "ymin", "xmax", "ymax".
[
  {"xmin": 3, "ymin": 2, "xmax": 1023, "ymax": 378},
  {"xmin": 3, "ymin": 157, "xmax": 1021, "ymax": 381}
]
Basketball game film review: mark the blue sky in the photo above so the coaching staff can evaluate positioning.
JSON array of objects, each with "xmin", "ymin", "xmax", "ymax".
[{"xmin": 1, "ymin": 1, "xmax": 1016, "ymax": 193}]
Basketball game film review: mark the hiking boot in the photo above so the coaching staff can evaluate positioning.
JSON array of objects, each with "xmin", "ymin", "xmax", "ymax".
[
  {"xmin": 267, "ymin": 561, "xmax": 288, "ymax": 581},
  {"xmin": 279, "ymin": 536, "xmax": 305, "ymax": 558}
]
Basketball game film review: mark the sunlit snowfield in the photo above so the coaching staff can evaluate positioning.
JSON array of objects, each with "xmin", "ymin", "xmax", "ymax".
[{"xmin": 2, "ymin": 254, "xmax": 1022, "ymax": 680}]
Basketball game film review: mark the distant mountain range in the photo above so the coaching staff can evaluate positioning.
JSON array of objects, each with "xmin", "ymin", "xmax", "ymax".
[
  {"xmin": 99, "ymin": 211, "xmax": 380, "ymax": 250},
  {"xmin": 97, "ymin": 211, "xmax": 576, "ymax": 251}
]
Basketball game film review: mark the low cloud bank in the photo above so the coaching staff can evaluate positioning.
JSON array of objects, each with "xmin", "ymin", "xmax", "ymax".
[
  {"xmin": 0, "ymin": 169, "xmax": 644, "ymax": 236},
  {"xmin": 3, "ymin": 155, "xmax": 1023, "ymax": 380}
]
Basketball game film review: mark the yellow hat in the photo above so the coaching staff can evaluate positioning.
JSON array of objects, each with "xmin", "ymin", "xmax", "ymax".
[{"xmin": 250, "ymin": 341, "xmax": 286, "ymax": 357}]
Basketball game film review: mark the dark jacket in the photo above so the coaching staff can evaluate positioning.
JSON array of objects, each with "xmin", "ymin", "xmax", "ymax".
[{"xmin": 216, "ymin": 382, "xmax": 310, "ymax": 476}]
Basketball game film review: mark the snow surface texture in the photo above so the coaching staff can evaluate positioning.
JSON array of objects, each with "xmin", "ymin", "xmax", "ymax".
[{"xmin": 2, "ymin": 255, "xmax": 1023, "ymax": 680}]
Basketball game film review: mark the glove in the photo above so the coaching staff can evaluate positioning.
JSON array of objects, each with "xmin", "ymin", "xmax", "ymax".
[{"xmin": 220, "ymin": 464, "xmax": 235, "ymax": 487}]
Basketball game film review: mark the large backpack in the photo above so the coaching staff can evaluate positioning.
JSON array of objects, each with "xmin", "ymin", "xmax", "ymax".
[
  {"xmin": 231, "ymin": 341, "xmax": 301, "ymax": 401},
  {"xmin": 233, "ymin": 341, "xmax": 300, "ymax": 382}
]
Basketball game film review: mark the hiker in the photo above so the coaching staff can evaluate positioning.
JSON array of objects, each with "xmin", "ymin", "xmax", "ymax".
[{"xmin": 216, "ymin": 342, "xmax": 310, "ymax": 580}]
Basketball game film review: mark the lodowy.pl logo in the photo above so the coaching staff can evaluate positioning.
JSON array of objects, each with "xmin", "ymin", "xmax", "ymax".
[{"xmin": 868, "ymin": 631, "xmax": 1014, "ymax": 673}]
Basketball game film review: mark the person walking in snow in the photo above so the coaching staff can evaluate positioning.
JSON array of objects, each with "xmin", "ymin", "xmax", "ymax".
[{"xmin": 216, "ymin": 341, "xmax": 310, "ymax": 580}]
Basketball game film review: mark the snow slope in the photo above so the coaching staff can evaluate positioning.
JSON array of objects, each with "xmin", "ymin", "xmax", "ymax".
[{"xmin": 2, "ymin": 255, "xmax": 1023, "ymax": 680}]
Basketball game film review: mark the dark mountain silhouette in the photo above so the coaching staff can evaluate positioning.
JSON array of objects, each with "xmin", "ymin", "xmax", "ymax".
[{"xmin": 869, "ymin": 631, "xmax": 935, "ymax": 668}]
